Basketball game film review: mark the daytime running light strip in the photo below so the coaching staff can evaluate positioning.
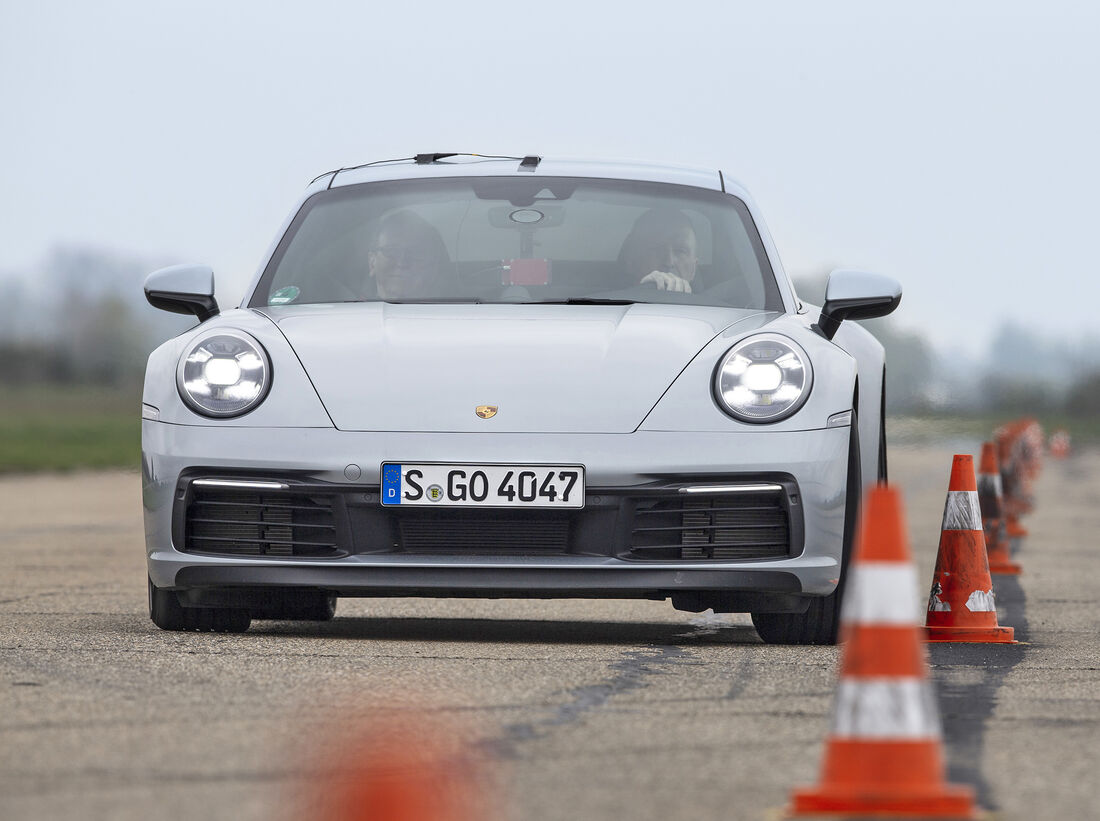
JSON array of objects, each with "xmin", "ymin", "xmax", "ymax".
[
  {"xmin": 191, "ymin": 479, "xmax": 290, "ymax": 491},
  {"xmin": 679, "ymin": 483, "xmax": 783, "ymax": 494}
]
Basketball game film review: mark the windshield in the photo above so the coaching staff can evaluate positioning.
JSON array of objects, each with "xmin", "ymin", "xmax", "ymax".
[{"xmin": 251, "ymin": 177, "xmax": 783, "ymax": 310}]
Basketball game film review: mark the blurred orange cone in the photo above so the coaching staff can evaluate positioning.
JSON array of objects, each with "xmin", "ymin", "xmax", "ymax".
[
  {"xmin": 1019, "ymin": 419, "xmax": 1045, "ymax": 479},
  {"xmin": 996, "ymin": 421, "xmax": 1039, "ymax": 537},
  {"xmin": 304, "ymin": 713, "xmax": 493, "ymax": 821},
  {"xmin": 925, "ymin": 455, "xmax": 1016, "ymax": 643},
  {"xmin": 1005, "ymin": 517, "xmax": 1028, "ymax": 539},
  {"xmin": 790, "ymin": 486, "xmax": 976, "ymax": 818},
  {"xmin": 978, "ymin": 443, "xmax": 1022, "ymax": 575},
  {"xmin": 1050, "ymin": 429, "xmax": 1071, "ymax": 459}
]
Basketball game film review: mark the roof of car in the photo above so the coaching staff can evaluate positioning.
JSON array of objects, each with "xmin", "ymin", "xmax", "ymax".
[{"xmin": 323, "ymin": 154, "xmax": 739, "ymax": 196}]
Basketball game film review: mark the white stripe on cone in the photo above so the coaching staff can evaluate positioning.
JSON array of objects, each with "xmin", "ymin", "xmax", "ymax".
[
  {"xmin": 965, "ymin": 589, "xmax": 996, "ymax": 612},
  {"xmin": 978, "ymin": 472, "xmax": 1003, "ymax": 497},
  {"xmin": 941, "ymin": 490, "xmax": 982, "ymax": 531},
  {"xmin": 840, "ymin": 563, "xmax": 922, "ymax": 625},
  {"xmin": 831, "ymin": 679, "xmax": 942, "ymax": 739}
]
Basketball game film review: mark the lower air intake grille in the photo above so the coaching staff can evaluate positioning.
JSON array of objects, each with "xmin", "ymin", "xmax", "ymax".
[
  {"xmin": 185, "ymin": 488, "xmax": 340, "ymax": 557},
  {"xmin": 630, "ymin": 489, "xmax": 790, "ymax": 561},
  {"xmin": 397, "ymin": 511, "xmax": 570, "ymax": 555}
]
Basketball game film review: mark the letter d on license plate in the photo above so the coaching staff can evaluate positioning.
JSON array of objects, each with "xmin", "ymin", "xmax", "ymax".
[{"xmin": 381, "ymin": 463, "xmax": 584, "ymax": 508}]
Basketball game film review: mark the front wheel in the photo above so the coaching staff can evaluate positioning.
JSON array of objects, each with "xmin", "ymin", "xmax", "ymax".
[
  {"xmin": 751, "ymin": 410, "xmax": 861, "ymax": 645},
  {"xmin": 148, "ymin": 579, "xmax": 251, "ymax": 633},
  {"xmin": 751, "ymin": 593, "xmax": 843, "ymax": 645}
]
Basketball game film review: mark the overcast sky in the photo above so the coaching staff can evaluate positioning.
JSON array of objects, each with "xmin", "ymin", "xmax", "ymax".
[{"xmin": 2, "ymin": 1, "xmax": 1097, "ymax": 357}]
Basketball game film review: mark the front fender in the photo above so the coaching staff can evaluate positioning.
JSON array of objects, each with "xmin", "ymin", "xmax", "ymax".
[
  {"xmin": 830, "ymin": 317, "xmax": 886, "ymax": 487},
  {"xmin": 141, "ymin": 308, "xmax": 333, "ymax": 428}
]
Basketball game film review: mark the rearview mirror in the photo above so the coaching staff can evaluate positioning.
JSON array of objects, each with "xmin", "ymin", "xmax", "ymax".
[
  {"xmin": 815, "ymin": 269, "xmax": 901, "ymax": 341},
  {"xmin": 144, "ymin": 264, "xmax": 219, "ymax": 322}
]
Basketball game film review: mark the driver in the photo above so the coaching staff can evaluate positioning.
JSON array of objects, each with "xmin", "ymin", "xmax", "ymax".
[
  {"xmin": 367, "ymin": 210, "xmax": 450, "ymax": 300},
  {"xmin": 618, "ymin": 208, "xmax": 698, "ymax": 293}
]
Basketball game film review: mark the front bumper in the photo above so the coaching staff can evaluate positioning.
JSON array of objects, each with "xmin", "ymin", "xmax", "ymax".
[{"xmin": 143, "ymin": 422, "xmax": 850, "ymax": 609}]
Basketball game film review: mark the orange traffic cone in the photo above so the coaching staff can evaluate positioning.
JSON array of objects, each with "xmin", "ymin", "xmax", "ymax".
[
  {"xmin": 926, "ymin": 455, "xmax": 1015, "ymax": 643},
  {"xmin": 301, "ymin": 712, "xmax": 494, "ymax": 821},
  {"xmin": 978, "ymin": 442, "xmax": 1022, "ymax": 575},
  {"xmin": 997, "ymin": 425, "xmax": 1031, "ymax": 537},
  {"xmin": 790, "ymin": 486, "xmax": 976, "ymax": 819},
  {"xmin": 1005, "ymin": 510, "xmax": 1028, "ymax": 540},
  {"xmin": 1019, "ymin": 419, "xmax": 1045, "ymax": 479},
  {"xmin": 1049, "ymin": 429, "xmax": 1071, "ymax": 459}
]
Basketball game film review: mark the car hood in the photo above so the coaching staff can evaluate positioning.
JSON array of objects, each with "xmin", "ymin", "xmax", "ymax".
[{"xmin": 264, "ymin": 302, "xmax": 774, "ymax": 433}]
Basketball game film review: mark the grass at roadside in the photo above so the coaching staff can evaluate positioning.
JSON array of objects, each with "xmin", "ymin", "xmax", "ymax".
[
  {"xmin": 0, "ymin": 385, "xmax": 141, "ymax": 473},
  {"xmin": 1, "ymin": 385, "xmax": 1093, "ymax": 474},
  {"xmin": 888, "ymin": 412, "xmax": 1100, "ymax": 447}
]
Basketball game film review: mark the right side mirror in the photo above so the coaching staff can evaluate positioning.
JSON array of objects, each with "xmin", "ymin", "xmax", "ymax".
[
  {"xmin": 815, "ymin": 269, "xmax": 902, "ymax": 341},
  {"xmin": 144, "ymin": 264, "xmax": 220, "ymax": 322}
]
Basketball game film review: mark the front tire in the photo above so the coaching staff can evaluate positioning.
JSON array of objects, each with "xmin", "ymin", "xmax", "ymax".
[
  {"xmin": 751, "ymin": 593, "xmax": 843, "ymax": 645},
  {"xmin": 148, "ymin": 578, "xmax": 251, "ymax": 633},
  {"xmin": 751, "ymin": 409, "xmax": 861, "ymax": 645}
]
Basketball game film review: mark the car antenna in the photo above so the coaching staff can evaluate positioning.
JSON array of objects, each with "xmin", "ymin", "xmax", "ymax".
[{"xmin": 415, "ymin": 152, "xmax": 460, "ymax": 164}]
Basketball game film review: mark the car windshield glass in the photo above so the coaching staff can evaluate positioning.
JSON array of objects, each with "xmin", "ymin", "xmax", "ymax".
[{"xmin": 251, "ymin": 177, "xmax": 782, "ymax": 310}]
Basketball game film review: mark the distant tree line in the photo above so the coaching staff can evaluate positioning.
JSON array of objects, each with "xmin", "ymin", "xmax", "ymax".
[
  {"xmin": 0, "ymin": 247, "xmax": 192, "ymax": 388},
  {"xmin": 791, "ymin": 271, "xmax": 1100, "ymax": 417},
  {"xmin": 2, "ymin": 248, "xmax": 1097, "ymax": 417},
  {"xmin": 0, "ymin": 293, "xmax": 150, "ymax": 385}
]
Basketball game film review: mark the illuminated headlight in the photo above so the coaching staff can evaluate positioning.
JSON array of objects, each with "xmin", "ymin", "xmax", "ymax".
[
  {"xmin": 714, "ymin": 334, "xmax": 812, "ymax": 423},
  {"xmin": 176, "ymin": 331, "xmax": 271, "ymax": 417}
]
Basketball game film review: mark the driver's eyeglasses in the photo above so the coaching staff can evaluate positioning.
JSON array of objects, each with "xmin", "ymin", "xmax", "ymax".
[{"xmin": 373, "ymin": 245, "xmax": 437, "ymax": 266}]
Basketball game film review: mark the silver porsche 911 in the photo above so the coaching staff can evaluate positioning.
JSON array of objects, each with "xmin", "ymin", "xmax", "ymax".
[{"xmin": 141, "ymin": 153, "xmax": 900, "ymax": 644}]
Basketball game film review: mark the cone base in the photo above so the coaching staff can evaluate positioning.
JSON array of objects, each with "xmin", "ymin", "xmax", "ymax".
[
  {"xmin": 988, "ymin": 560, "xmax": 1022, "ymax": 575},
  {"xmin": 925, "ymin": 624, "xmax": 1015, "ymax": 643},
  {"xmin": 791, "ymin": 784, "xmax": 976, "ymax": 818}
]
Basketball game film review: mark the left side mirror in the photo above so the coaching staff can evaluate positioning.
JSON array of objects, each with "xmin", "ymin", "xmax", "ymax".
[
  {"xmin": 144, "ymin": 264, "xmax": 220, "ymax": 322},
  {"xmin": 815, "ymin": 269, "xmax": 901, "ymax": 340}
]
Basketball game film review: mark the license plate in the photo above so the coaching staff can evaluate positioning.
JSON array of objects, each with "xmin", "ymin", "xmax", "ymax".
[{"xmin": 381, "ymin": 463, "xmax": 584, "ymax": 508}]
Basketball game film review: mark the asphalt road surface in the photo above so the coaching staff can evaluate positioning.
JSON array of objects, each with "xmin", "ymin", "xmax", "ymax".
[{"xmin": 2, "ymin": 444, "xmax": 1098, "ymax": 820}]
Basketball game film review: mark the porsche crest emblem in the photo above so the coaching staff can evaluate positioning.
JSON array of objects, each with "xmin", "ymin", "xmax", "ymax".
[{"xmin": 475, "ymin": 405, "xmax": 498, "ymax": 419}]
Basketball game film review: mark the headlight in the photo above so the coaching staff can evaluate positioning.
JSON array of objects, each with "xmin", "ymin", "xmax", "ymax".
[
  {"xmin": 714, "ymin": 333, "xmax": 812, "ymax": 423},
  {"xmin": 176, "ymin": 330, "xmax": 271, "ymax": 418}
]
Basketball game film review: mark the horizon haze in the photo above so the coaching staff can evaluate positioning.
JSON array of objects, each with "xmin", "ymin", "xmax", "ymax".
[{"xmin": 2, "ymin": 1, "xmax": 1098, "ymax": 359}]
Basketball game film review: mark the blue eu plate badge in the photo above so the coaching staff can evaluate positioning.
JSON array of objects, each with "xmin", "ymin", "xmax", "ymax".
[{"xmin": 382, "ymin": 464, "xmax": 402, "ymax": 505}]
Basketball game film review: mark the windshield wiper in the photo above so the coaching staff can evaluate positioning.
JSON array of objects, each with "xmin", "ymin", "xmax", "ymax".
[
  {"xmin": 370, "ymin": 297, "xmax": 638, "ymax": 305},
  {"xmin": 530, "ymin": 298, "xmax": 639, "ymax": 305},
  {"xmin": 380, "ymin": 297, "xmax": 485, "ymax": 304}
]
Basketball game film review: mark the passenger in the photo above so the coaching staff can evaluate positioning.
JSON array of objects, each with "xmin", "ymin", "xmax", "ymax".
[
  {"xmin": 618, "ymin": 208, "xmax": 698, "ymax": 293},
  {"xmin": 367, "ymin": 210, "xmax": 450, "ymax": 300}
]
